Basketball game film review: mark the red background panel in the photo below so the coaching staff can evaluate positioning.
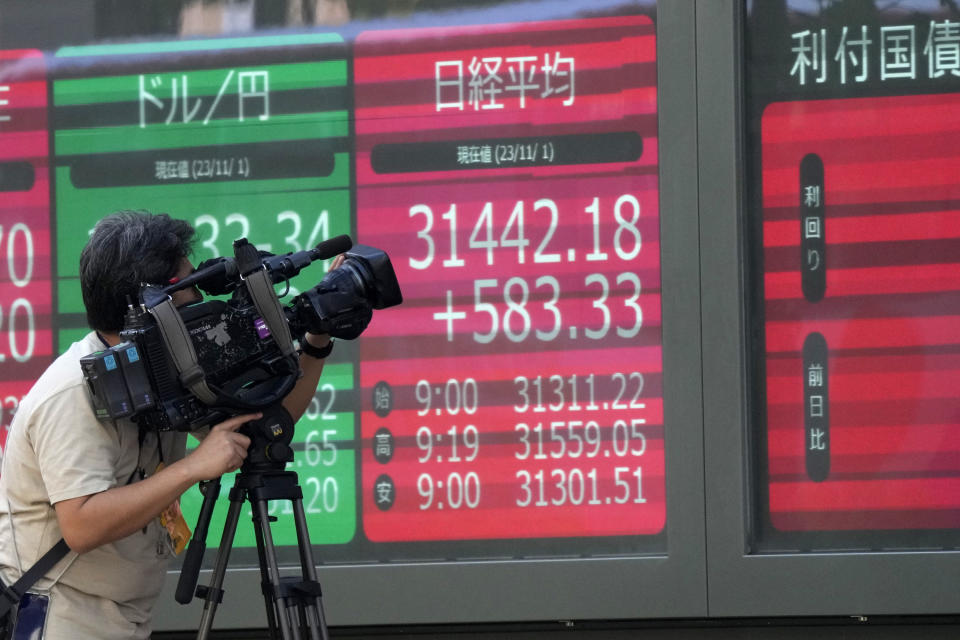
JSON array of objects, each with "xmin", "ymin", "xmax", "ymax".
[
  {"xmin": 354, "ymin": 16, "xmax": 664, "ymax": 542},
  {"xmin": 761, "ymin": 94, "xmax": 960, "ymax": 531},
  {"xmin": 0, "ymin": 50, "xmax": 52, "ymax": 456}
]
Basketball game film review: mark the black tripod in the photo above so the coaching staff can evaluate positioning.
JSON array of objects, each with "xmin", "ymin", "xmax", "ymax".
[{"xmin": 175, "ymin": 407, "xmax": 330, "ymax": 640}]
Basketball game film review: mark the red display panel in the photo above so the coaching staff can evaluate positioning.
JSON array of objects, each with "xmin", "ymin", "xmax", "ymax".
[
  {"xmin": 762, "ymin": 94, "xmax": 960, "ymax": 531},
  {"xmin": 0, "ymin": 50, "xmax": 52, "ymax": 460},
  {"xmin": 354, "ymin": 15, "xmax": 663, "ymax": 544}
]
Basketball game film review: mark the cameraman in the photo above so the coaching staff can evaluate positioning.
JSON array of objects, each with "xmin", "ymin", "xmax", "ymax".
[{"xmin": 0, "ymin": 211, "xmax": 338, "ymax": 639}]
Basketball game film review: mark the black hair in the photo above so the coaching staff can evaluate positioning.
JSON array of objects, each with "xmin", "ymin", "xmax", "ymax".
[{"xmin": 80, "ymin": 210, "xmax": 195, "ymax": 333}]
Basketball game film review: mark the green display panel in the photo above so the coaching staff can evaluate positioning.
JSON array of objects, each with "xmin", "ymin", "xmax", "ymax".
[{"xmin": 51, "ymin": 34, "xmax": 355, "ymax": 545}]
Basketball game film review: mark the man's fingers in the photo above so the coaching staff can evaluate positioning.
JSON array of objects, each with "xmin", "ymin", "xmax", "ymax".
[
  {"xmin": 212, "ymin": 413, "xmax": 261, "ymax": 432},
  {"xmin": 231, "ymin": 434, "xmax": 251, "ymax": 453}
]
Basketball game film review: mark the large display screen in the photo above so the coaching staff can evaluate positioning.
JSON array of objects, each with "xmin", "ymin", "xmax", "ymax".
[
  {"xmin": 747, "ymin": 2, "xmax": 960, "ymax": 549},
  {"xmin": 0, "ymin": 50, "xmax": 51, "ymax": 461},
  {"xmin": 0, "ymin": 1, "xmax": 662, "ymax": 567},
  {"xmin": 354, "ymin": 15, "xmax": 663, "ymax": 550}
]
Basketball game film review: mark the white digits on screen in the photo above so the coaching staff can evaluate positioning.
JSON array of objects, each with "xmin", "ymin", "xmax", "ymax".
[
  {"xmin": 3, "ymin": 223, "xmax": 34, "ymax": 287},
  {"xmin": 409, "ymin": 204, "xmax": 435, "ymax": 270}
]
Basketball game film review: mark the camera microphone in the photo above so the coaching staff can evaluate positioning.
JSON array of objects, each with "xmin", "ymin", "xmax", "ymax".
[
  {"xmin": 189, "ymin": 235, "xmax": 353, "ymax": 297},
  {"xmin": 311, "ymin": 234, "xmax": 353, "ymax": 261},
  {"xmin": 262, "ymin": 235, "xmax": 353, "ymax": 281}
]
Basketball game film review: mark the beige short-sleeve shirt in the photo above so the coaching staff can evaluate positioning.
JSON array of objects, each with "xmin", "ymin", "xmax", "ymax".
[{"xmin": 0, "ymin": 332, "xmax": 188, "ymax": 640}]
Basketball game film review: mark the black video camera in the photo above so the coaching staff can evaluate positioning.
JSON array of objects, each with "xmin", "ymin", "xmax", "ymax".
[{"xmin": 80, "ymin": 235, "xmax": 402, "ymax": 432}]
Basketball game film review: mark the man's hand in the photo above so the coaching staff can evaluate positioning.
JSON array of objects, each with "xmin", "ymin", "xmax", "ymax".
[{"xmin": 182, "ymin": 413, "xmax": 257, "ymax": 482}]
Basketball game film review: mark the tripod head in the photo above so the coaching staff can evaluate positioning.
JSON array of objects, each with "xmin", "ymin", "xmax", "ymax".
[{"xmin": 239, "ymin": 405, "xmax": 296, "ymax": 473}]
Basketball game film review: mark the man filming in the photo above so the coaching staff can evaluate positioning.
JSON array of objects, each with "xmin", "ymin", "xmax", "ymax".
[{"xmin": 0, "ymin": 211, "xmax": 340, "ymax": 639}]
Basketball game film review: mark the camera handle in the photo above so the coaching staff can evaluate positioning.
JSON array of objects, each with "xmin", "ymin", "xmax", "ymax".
[{"xmin": 176, "ymin": 466, "xmax": 330, "ymax": 640}]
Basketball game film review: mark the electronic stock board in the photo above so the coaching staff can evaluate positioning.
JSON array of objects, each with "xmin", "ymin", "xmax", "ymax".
[{"xmin": 0, "ymin": 7, "xmax": 664, "ymax": 568}]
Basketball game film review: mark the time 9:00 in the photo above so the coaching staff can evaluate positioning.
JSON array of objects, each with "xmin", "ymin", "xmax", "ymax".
[{"xmin": 415, "ymin": 378, "xmax": 479, "ymax": 416}]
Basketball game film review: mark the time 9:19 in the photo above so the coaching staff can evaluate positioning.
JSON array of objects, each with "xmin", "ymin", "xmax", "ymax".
[{"xmin": 416, "ymin": 425, "xmax": 480, "ymax": 463}]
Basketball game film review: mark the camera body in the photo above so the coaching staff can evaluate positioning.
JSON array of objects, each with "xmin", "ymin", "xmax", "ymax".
[{"xmin": 81, "ymin": 238, "xmax": 401, "ymax": 432}]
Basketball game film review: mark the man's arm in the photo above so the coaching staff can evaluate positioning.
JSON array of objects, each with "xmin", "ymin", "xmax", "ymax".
[
  {"xmin": 54, "ymin": 413, "xmax": 256, "ymax": 554},
  {"xmin": 281, "ymin": 254, "xmax": 344, "ymax": 423},
  {"xmin": 281, "ymin": 333, "xmax": 331, "ymax": 423}
]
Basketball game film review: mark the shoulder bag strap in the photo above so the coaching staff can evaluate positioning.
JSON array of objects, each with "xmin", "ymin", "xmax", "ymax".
[{"xmin": 0, "ymin": 539, "xmax": 70, "ymax": 618}]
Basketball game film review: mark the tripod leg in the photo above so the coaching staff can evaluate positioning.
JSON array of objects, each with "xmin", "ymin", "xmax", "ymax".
[
  {"xmin": 195, "ymin": 491, "xmax": 245, "ymax": 640},
  {"xmin": 291, "ymin": 498, "xmax": 329, "ymax": 640},
  {"xmin": 251, "ymin": 497, "xmax": 301, "ymax": 640},
  {"xmin": 251, "ymin": 506, "xmax": 282, "ymax": 640},
  {"xmin": 241, "ymin": 468, "xmax": 329, "ymax": 640}
]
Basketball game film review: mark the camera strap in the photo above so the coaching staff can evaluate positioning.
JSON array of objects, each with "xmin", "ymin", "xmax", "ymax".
[
  {"xmin": 243, "ymin": 269, "xmax": 297, "ymax": 359},
  {"xmin": 234, "ymin": 240, "xmax": 298, "ymax": 363},
  {"xmin": 146, "ymin": 295, "xmax": 218, "ymax": 406}
]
